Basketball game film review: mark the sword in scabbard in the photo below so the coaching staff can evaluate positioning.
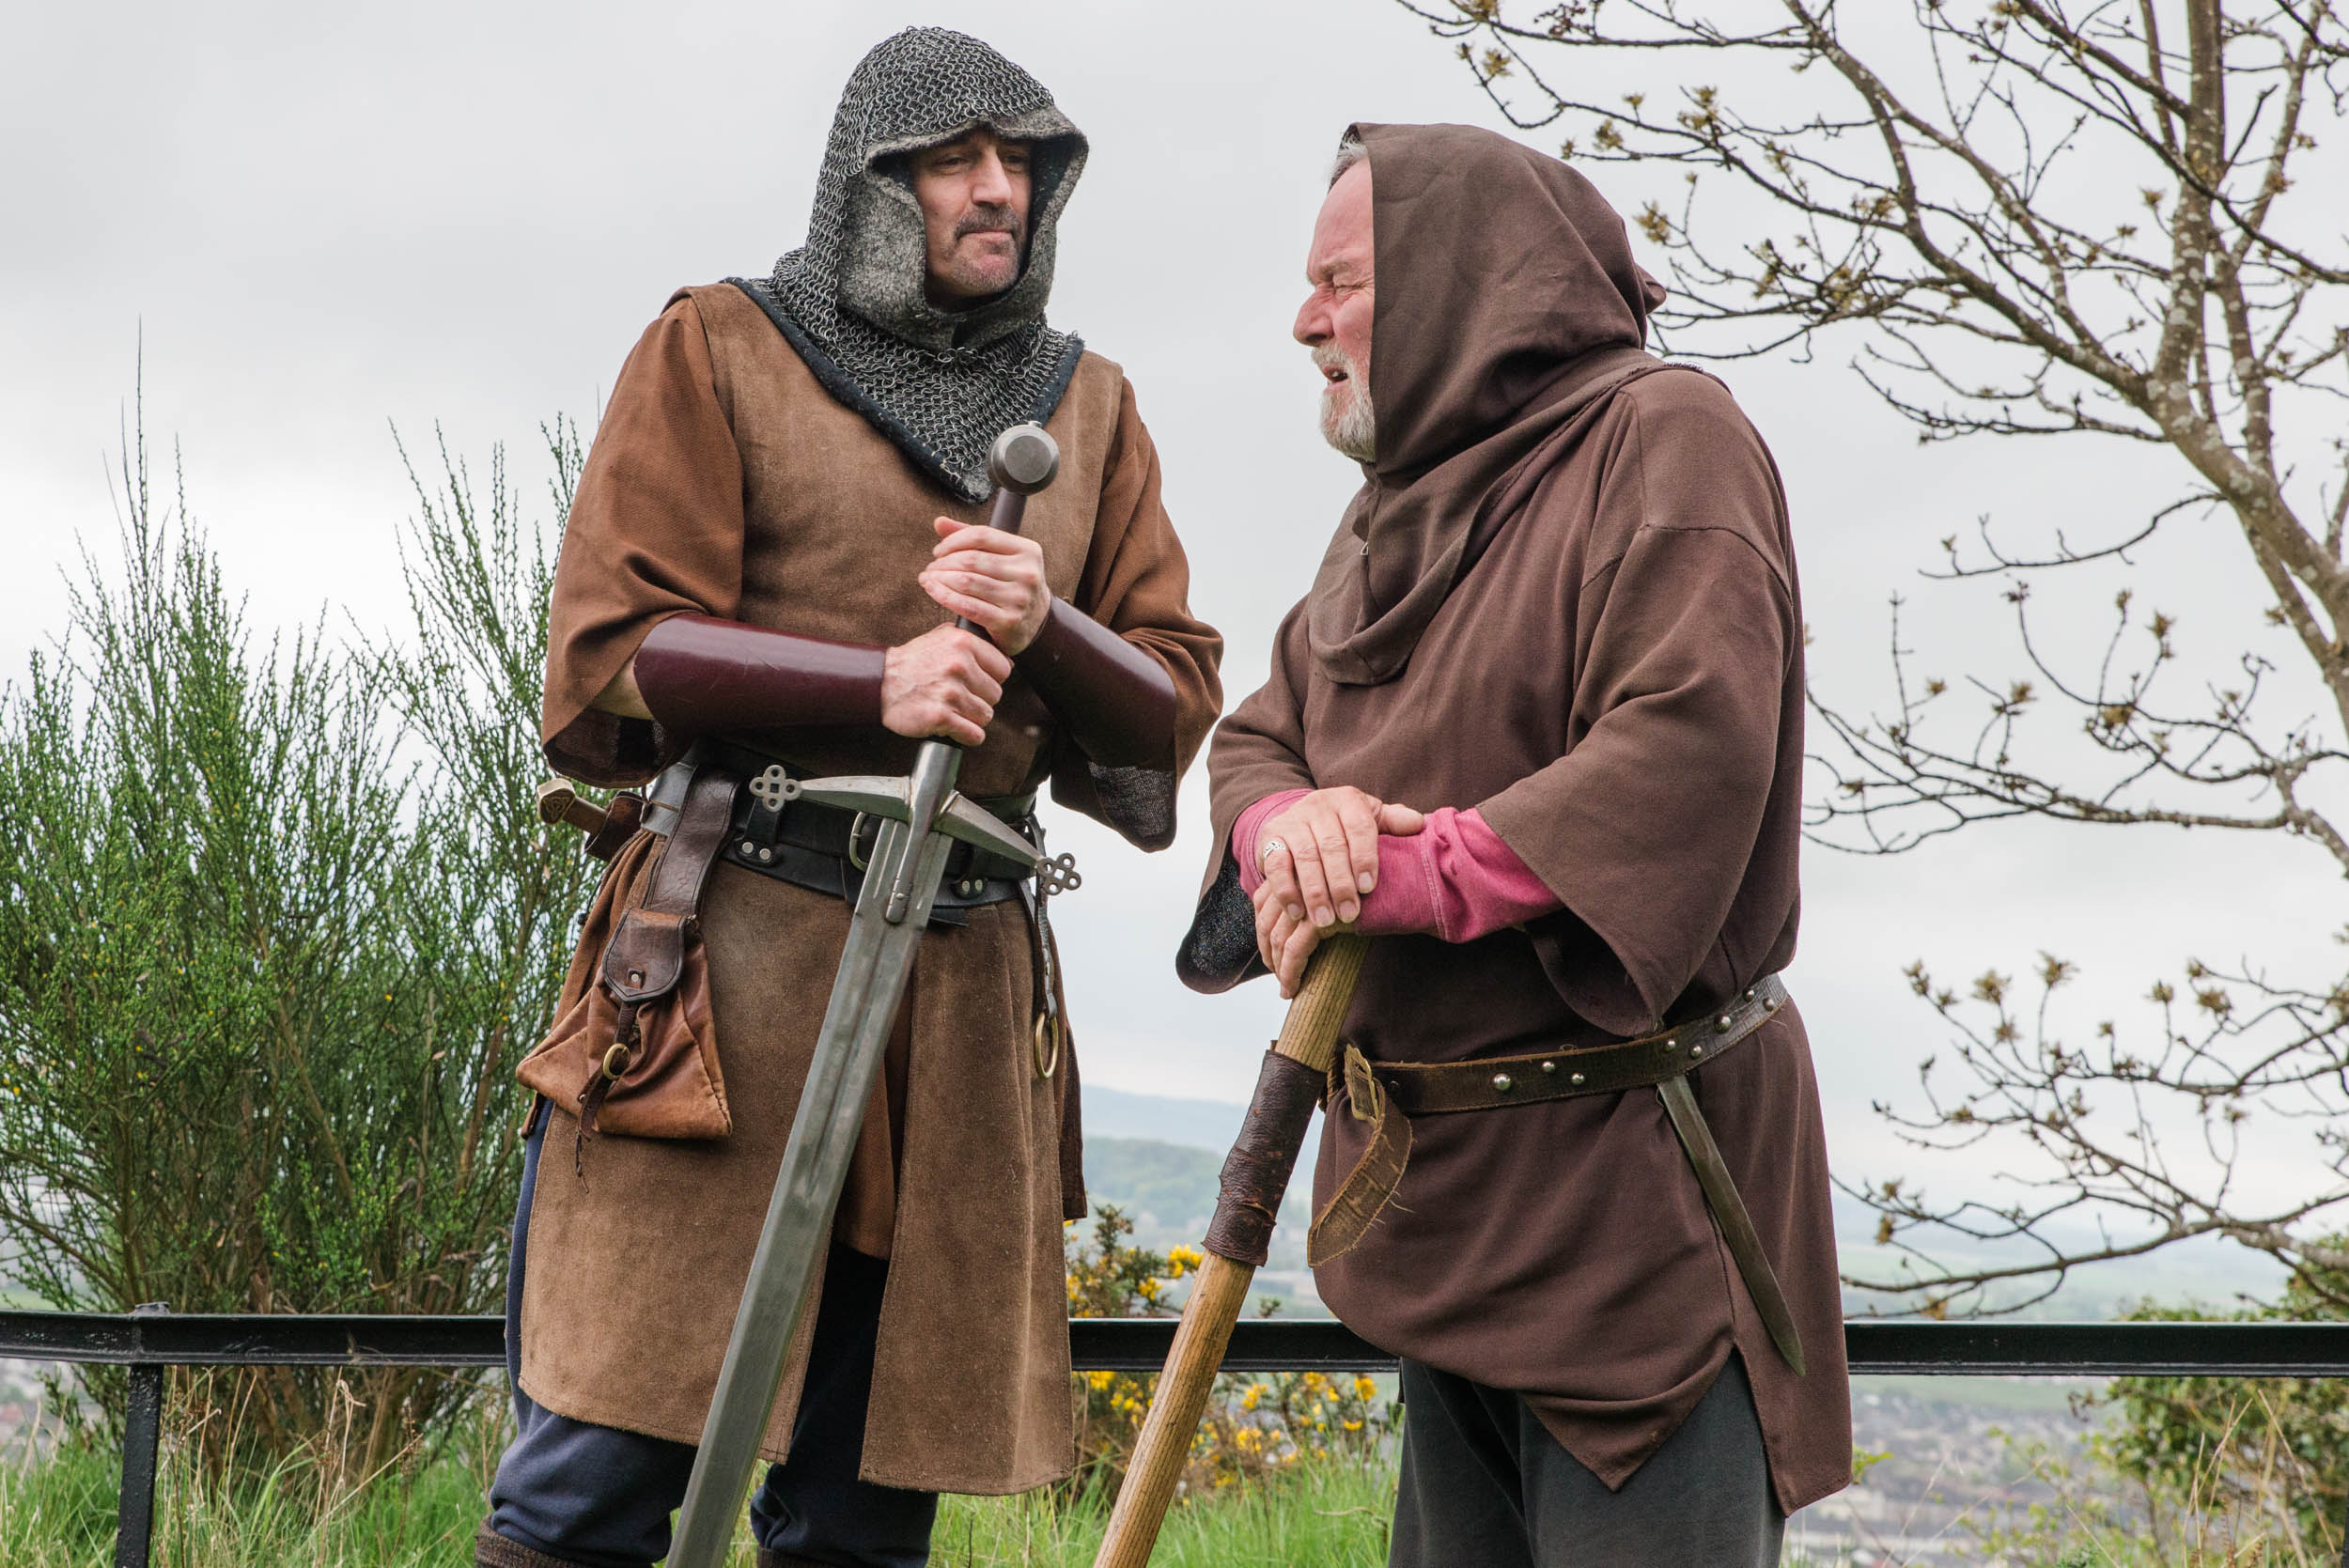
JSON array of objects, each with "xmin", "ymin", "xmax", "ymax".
[{"xmin": 667, "ymin": 422, "xmax": 1062, "ymax": 1568}]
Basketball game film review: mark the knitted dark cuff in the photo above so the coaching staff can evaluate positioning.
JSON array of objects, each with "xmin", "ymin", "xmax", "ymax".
[{"xmin": 474, "ymin": 1522, "xmax": 601, "ymax": 1568}]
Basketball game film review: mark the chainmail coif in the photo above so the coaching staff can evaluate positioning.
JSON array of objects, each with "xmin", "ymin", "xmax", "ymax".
[{"xmin": 730, "ymin": 28, "xmax": 1088, "ymax": 503}]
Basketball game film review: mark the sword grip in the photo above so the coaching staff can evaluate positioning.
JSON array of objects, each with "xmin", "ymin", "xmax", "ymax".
[
  {"xmin": 949, "ymin": 421, "xmax": 1054, "ymax": 637},
  {"xmin": 985, "ymin": 483, "xmax": 1030, "ymax": 536},
  {"xmin": 952, "ymin": 486, "xmax": 1033, "ymax": 637}
]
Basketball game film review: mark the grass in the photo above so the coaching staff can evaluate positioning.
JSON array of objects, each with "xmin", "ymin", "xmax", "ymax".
[
  {"xmin": 934, "ymin": 1464, "xmax": 1394, "ymax": 1566},
  {"xmin": 0, "ymin": 1436, "xmax": 1398, "ymax": 1568},
  {"xmin": 6, "ymin": 1405, "xmax": 2328, "ymax": 1567}
]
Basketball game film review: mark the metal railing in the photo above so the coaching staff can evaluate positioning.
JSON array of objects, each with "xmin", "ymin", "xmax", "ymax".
[{"xmin": 6, "ymin": 1309, "xmax": 2347, "ymax": 1568}]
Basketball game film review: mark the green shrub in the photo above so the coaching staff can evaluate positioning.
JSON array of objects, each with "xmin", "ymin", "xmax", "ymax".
[
  {"xmin": 2095, "ymin": 1265, "xmax": 2349, "ymax": 1556},
  {"xmin": 1962, "ymin": 1256, "xmax": 2349, "ymax": 1563},
  {"xmin": 0, "ymin": 412, "xmax": 599, "ymax": 1470}
]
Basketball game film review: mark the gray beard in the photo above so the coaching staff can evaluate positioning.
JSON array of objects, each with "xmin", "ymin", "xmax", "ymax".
[{"xmin": 1321, "ymin": 380, "xmax": 1376, "ymax": 463}]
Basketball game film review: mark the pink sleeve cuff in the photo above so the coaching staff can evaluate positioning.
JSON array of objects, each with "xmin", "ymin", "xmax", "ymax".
[
  {"xmin": 1355, "ymin": 807, "xmax": 1560, "ymax": 942},
  {"xmin": 1232, "ymin": 794, "xmax": 1560, "ymax": 945}
]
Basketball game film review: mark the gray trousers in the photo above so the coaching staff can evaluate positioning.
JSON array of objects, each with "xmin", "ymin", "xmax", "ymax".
[{"xmin": 1390, "ymin": 1354, "xmax": 1783, "ymax": 1568}]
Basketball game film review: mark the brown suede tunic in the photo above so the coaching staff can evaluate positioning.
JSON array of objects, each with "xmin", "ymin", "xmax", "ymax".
[
  {"xmin": 522, "ymin": 282, "xmax": 1221, "ymax": 1491},
  {"xmin": 1186, "ymin": 126, "xmax": 1849, "ymax": 1514}
]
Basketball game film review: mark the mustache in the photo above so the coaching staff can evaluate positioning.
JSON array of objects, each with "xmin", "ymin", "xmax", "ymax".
[
  {"xmin": 1311, "ymin": 343, "xmax": 1361, "ymax": 380},
  {"xmin": 955, "ymin": 204, "xmax": 1024, "ymax": 241}
]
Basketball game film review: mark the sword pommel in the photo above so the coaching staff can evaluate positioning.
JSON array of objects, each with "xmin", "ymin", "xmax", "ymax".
[
  {"xmin": 536, "ymin": 779, "xmax": 603, "ymax": 834},
  {"xmin": 987, "ymin": 423, "xmax": 1059, "ymax": 496}
]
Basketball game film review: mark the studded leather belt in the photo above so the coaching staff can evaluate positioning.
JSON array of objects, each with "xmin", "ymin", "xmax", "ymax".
[
  {"xmin": 1371, "ymin": 972, "xmax": 1787, "ymax": 1114},
  {"xmin": 1312, "ymin": 972, "xmax": 1808, "ymax": 1375}
]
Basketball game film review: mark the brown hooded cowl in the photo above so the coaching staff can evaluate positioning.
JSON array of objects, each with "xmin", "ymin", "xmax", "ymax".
[{"xmin": 1180, "ymin": 123, "xmax": 1850, "ymax": 1514}]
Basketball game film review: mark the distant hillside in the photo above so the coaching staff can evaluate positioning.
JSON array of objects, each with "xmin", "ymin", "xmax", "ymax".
[
  {"xmin": 1081, "ymin": 1084, "xmax": 1323, "ymax": 1234},
  {"xmin": 1080, "ymin": 1134, "xmax": 1317, "ymax": 1300},
  {"xmin": 1081, "ymin": 1136, "xmax": 1220, "ymax": 1234},
  {"xmin": 1085, "ymin": 1135, "xmax": 1313, "ymax": 1239},
  {"xmin": 1080, "ymin": 1085, "xmax": 1253, "ymax": 1153},
  {"xmin": 1081, "ymin": 1089, "xmax": 2272, "ymax": 1319}
]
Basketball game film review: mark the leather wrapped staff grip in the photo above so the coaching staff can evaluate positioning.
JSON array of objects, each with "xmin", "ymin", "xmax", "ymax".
[{"xmin": 1202, "ymin": 1051, "xmax": 1325, "ymax": 1267}]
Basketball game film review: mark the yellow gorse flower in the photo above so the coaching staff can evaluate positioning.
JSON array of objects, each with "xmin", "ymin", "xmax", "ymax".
[{"xmin": 1062, "ymin": 1201, "xmax": 1394, "ymax": 1495}]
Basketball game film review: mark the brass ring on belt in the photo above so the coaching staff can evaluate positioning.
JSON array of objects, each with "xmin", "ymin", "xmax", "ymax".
[
  {"xmin": 1032, "ymin": 1013, "xmax": 1061, "ymax": 1080},
  {"xmin": 848, "ymin": 812, "xmax": 873, "ymax": 872}
]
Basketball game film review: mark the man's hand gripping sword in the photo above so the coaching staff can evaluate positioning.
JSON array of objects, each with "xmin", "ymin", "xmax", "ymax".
[{"xmin": 667, "ymin": 423, "xmax": 1061, "ymax": 1568}]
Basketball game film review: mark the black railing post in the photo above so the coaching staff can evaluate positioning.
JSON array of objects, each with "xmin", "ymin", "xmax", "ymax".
[{"xmin": 115, "ymin": 1301, "xmax": 168, "ymax": 1568}]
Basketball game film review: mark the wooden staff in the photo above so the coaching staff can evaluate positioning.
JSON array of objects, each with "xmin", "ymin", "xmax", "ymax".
[{"xmin": 1092, "ymin": 931, "xmax": 1368, "ymax": 1568}]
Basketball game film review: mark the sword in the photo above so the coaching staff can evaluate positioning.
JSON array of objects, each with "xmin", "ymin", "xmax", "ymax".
[{"xmin": 667, "ymin": 422, "xmax": 1062, "ymax": 1568}]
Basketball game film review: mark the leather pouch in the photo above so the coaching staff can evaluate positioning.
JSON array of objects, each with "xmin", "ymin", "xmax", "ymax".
[{"xmin": 519, "ymin": 766, "xmax": 737, "ymax": 1151}]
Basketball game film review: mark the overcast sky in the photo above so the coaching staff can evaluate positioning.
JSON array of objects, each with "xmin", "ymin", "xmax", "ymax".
[{"xmin": 5, "ymin": 0, "xmax": 2340, "ymax": 1261}]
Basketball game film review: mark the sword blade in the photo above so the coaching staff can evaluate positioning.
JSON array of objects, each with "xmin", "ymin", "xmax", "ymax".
[{"xmin": 668, "ymin": 802, "xmax": 958, "ymax": 1567}]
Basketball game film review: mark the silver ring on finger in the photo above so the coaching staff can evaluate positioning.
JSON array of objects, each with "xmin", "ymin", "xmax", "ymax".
[{"xmin": 1259, "ymin": 837, "xmax": 1288, "ymax": 870}]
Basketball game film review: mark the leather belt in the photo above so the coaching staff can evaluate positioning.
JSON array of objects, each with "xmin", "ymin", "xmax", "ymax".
[
  {"xmin": 1376, "ymin": 973, "xmax": 1787, "ymax": 1113},
  {"xmin": 1310, "ymin": 972, "xmax": 1808, "ymax": 1376},
  {"xmin": 584, "ymin": 737, "xmax": 1070, "ymax": 1091},
  {"xmin": 645, "ymin": 742, "xmax": 1040, "ymax": 928}
]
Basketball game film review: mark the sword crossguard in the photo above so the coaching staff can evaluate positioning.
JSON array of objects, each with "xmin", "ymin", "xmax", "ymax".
[
  {"xmin": 536, "ymin": 779, "xmax": 604, "ymax": 834},
  {"xmin": 795, "ymin": 775, "xmax": 1043, "ymax": 873},
  {"xmin": 748, "ymin": 766, "xmax": 800, "ymax": 813}
]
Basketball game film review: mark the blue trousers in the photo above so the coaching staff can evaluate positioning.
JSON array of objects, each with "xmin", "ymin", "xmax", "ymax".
[{"xmin": 486, "ymin": 1121, "xmax": 938, "ymax": 1567}]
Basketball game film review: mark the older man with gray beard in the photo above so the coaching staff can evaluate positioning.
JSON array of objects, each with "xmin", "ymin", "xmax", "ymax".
[{"xmin": 1178, "ymin": 125, "xmax": 1851, "ymax": 1564}]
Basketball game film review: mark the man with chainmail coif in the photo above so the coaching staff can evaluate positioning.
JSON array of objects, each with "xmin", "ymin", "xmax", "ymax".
[
  {"xmin": 474, "ymin": 29, "xmax": 1221, "ymax": 1568},
  {"xmin": 1178, "ymin": 125, "xmax": 1850, "ymax": 1562}
]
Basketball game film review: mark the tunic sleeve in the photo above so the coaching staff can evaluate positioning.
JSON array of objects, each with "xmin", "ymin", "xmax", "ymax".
[
  {"xmin": 1476, "ymin": 386, "xmax": 1795, "ymax": 1034},
  {"xmin": 1047, "ymin": 375, "xmax": 1224, "ymax": 849},
  {"xmin": 540, "ymin": 295, "xmax": 748, "ymax": 786},
  {"xmin": 1174, "ymin": 604, "xmax": 1317, "ymax": 992}
]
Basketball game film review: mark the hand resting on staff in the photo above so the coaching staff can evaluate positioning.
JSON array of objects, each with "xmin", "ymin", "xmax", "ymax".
[{"xmin": 1252, "ymin": 785, "xmax": 1424, "ymax": 997}]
